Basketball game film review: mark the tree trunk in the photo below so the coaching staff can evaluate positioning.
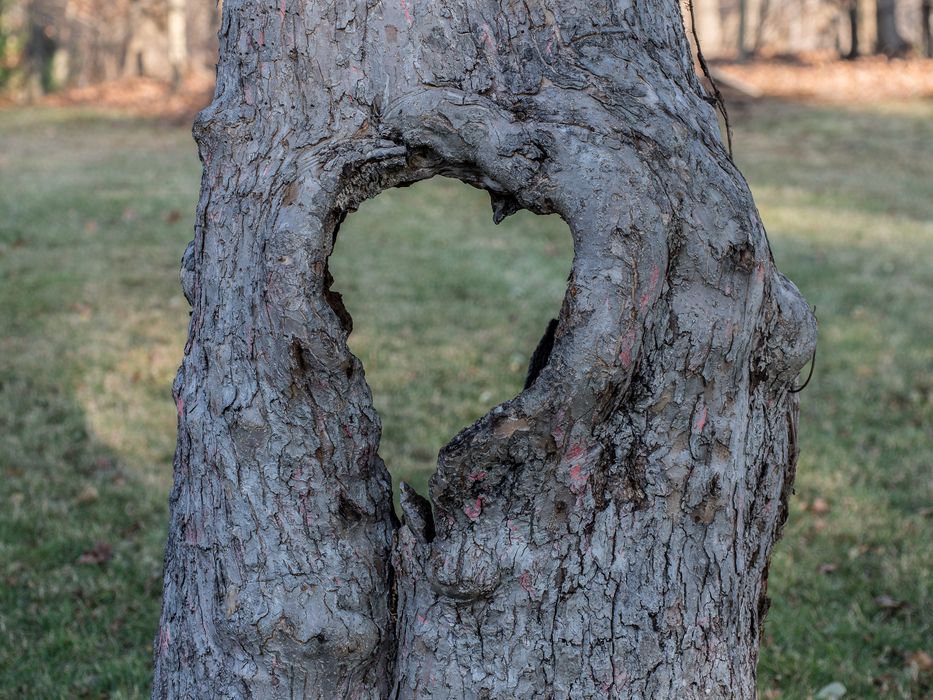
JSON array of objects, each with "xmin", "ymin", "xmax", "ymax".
[
  {"xmin": 166, "ymin": 0, "xmax": 187, "ymax": 87},
  {"xmin": 153, "ymin": 0, "xmax": 816, "ymax": 697},
  {"xmin": 922, "ymin": 0, "xmax": 932, "ymax": 57},
  {"xmin": 876, "ymin": 0, "xmax": 911, "ymax": 54},
  {"xmin": 738, "ymin": 0, "xmax": 751, "ymax": 59},
  {"xmin": 846, "ymin": 0, "xmax": 861, "ymax": 58}
]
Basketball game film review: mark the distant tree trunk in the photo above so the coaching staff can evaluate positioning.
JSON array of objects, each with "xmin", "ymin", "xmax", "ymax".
[
  {"xmin": 184, "ymin": 0, "xmax": 221, "ymax": 76},
  {"xmin": 876, "ymin": 0, "xmax": 911, "ymax": 54},
  {"xmin": 695, "ymin": 0, "xmax": 724, "ymax": 57},
  {"xmin": 166, "ymin": 0, "xmax": 187, "ymax": 86},
  {"xmin": 738, "ymin": 0, "xmax": 751, "ymax": 59},
  {"xmin": 153, "ymin": 0, "xmax": 816, "ymax": 697},
  {"xmin": 922, "ymin": 0, "xmax": 932, "ymax": 56},
  {"xmin": 752, "ymin": 0, "xmax": 773, "ymax": 54},
  {"xmin": 24, "ymin": 14, "xmax": 56, "ymax": 98},
  {"xmin": 846, "ymin": 0, "xmax": 861, "ymax": 58}
]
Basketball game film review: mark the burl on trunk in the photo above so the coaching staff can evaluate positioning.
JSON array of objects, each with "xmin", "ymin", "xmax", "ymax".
[{"xmin": 154, "ymin": 0, "xmax": 816, "ymax": 698}]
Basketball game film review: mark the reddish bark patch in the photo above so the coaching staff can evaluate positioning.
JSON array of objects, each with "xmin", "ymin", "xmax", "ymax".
[{"xmin": 463, "ymin": 497, "xmax": 483, "ymax": 521}]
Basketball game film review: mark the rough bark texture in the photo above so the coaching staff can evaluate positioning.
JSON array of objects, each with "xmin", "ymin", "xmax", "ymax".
[{"xmin": 154, "ymin": 0, "xmax": 817, "ymax": 697}]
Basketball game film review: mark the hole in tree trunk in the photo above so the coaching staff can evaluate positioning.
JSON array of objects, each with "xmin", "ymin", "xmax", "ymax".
[{"xmin": 327, "ymin": 176, "xmax": 573, "ymax": 498}]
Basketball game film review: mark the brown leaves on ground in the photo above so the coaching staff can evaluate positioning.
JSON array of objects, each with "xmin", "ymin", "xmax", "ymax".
[
  {"xmin": 798, "ymin": 496, "xmax": 830, "ymax": 532},
  {"xmin": 24, "ymin": 52, "xmax": 933, "ymax": 126},
  {"xmin": 712, "ymin": 53, "xmax": 933, "ymax": 103},
  {"xmin": 873, "ymin": 595, "xmax": 908, "ymax": 612},
  {"xmin": 40, "ymin": 73, "xmax": 214, "ymax": 125},
  {"xmin": 76, "ymin": 541, "xmax": 113, "ymax": 566},
  {"xmin": 69, "ymin": 303, "xmax": 93, "ymax": 321},
  {"xmin": 75, "ymin": 484, "xmax": 99, "ymax": 504},
  {"xmin": 799, "ymin": 496, "xmax": 831, "ymax": 515},
  {"xmin": 810, "ymin": 497, "xmax": 831, "ymax": 515},
  {"xmin": 906, "ymin": 650, "xmax": 933, "ymax": 673}
]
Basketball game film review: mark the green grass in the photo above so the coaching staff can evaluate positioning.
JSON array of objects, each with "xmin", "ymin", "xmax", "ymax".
[
  {"xmin": 0, "ymin": 100, "xmax": 930, "ymax": 698},
  {"xmin": 734, "ymin": 101, "xmax": 933, "ymax": 699},
  {"xmin": 330, "ymin": 180, "xmax": 572, "ymax": 493}
]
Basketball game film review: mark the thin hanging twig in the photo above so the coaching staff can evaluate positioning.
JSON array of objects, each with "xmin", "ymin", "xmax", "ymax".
[
  {"xmin": 789, "ymin": 345, "xmax": 817, "ymax": 394},
  {"xmin": 686, "ymin": 0, "xmax": 734, "ymax": 157},
  {"xmin": 790, "ymin": 307, "xmax": 818, "ymax": 393}
]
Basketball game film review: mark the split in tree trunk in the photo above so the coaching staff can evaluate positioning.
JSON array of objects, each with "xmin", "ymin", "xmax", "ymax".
[{"xmin": 154, "ymin": 0, "xmax": 817, "ymax": 697}]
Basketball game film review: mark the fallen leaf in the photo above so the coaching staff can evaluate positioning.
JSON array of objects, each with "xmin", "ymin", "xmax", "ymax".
[
  {"xmin": 811, "ymin": 497, "xmax": 831, "ymax": 515},
  {"xmin": 815, "ymin": 681, "xmax": 846, "ymax": 699},
  {"xmin": 68, "ymin": 302, "xmax": 92, "ymax": 320},
  {"xmin": 76, "ymin": 485, "xmax": 99, "ymax": 504},
  {"xmin": 119, "ymin": 521, "xmax": 142, "ymax": 538},
  {"xmin": 906, "ymin": 650, "xmax": 932, "ymax": 672},
  {"xmin": 873, "ymin": 595, "xmax": 907, "ymax": 611},
  {"xmin": 77, "ymin": 542, "xmax": 113, "ymax": 566}
]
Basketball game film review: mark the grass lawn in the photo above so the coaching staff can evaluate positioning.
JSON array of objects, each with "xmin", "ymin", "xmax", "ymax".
[{"xmin": 1, "ymin": 99, "xmax": 930, "ymax": 698}]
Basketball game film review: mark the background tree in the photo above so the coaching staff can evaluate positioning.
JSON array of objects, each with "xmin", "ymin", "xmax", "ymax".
[
  {"xmin": 0, "ymin": 0, "xmax": 218, "ymax": 95},
  {"xmin": 922, "ymin": 0, "xmax": 932, "ymax": 56},
  {"xmin": 876, "ymin": 0, "xmax": 912, "ymax": 54},
  {"xmin": 165, "ymin": 0, "xmax": 186, "ymax": 86},
  {"xmin": 845, "ymin": 0, "xmax": 861, "ymax": 57},
  {"xmin": 739, "ymin": 0, "xmax": 751, "ymax": 58},
  {"xmin": 153, "ymin": 0, "xmax": 816, "ymax": 697}
]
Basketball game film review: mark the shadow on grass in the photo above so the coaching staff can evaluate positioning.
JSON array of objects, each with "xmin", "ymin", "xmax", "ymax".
[
  {"xmin": 0, "ymin": 373, "xmax": 166, "ymax": 697},
  {"xmin": 733, "ymin": 100, "xmax": 933, "ymax": 698},
  {"xmin": 0, "ymin": 107, "xmax": 196, "ymax": 697},
  {"xmin": 732, "ymin": 98, "xmax": 933, "ymax": 224}
]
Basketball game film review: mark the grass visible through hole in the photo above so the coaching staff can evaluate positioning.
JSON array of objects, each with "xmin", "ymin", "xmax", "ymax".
[{"xmin": 328, "ymin": 177, "xmax": 573, "ymax": 496}]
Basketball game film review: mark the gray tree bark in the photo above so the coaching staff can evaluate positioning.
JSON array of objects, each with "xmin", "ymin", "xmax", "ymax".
[{"xmin": 153, "ymin": 0, "xmax": 817, "ymax": 698}]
